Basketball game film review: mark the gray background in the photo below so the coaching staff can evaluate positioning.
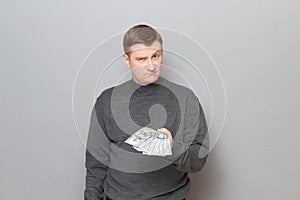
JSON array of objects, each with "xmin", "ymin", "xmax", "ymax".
[{"xmin": 1, "ymin": 0, "xmax": 299, "ymax": 199}]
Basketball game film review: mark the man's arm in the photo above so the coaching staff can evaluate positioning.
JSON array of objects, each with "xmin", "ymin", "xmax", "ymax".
[
  {"xmin": 84, "ymin": 98, "xmax": 111, "ymax": 200},
  {"xmin": 165, "ymin": 92, "xmax": 209, "ymax": 173}
]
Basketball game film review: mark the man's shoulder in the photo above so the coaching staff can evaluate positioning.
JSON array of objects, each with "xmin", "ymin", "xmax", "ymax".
[
  {"xmin": 96, "ymin": 87, "xmax": 114, "ymax": 101},
  {"xmin": 162, "ymin": 77, "xmax": 195, "ymax": 97},
  {"xmin": 95, "ymin": 80, "xmax": 132, "ymax": 102}
]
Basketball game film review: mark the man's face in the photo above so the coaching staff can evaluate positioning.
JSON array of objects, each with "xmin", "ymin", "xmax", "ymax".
[{"xmin": 123, "ymin": 40, "xmax": 163, "ymax": 86}]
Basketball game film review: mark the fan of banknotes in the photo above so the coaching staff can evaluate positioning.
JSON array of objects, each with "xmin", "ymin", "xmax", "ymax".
[{"xmin": 125, "ymin": 127, "xmax": 172, "ymax": 157}]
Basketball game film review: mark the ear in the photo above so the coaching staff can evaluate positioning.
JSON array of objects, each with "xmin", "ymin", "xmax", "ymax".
[{"xmin": 123, "ymin": 54, "xmax": 131, "ymax": 69}]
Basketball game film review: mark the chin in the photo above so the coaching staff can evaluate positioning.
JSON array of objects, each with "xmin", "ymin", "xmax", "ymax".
[
  {"xmin": 148, "ymin": 75, "xmax": 159, "ymax": 84},
  {"xmin": 138, "ymin": 75, "xmax": 160, "ymax": 85}
]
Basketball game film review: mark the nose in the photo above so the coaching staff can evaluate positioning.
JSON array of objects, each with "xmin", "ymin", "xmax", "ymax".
[{"xmin": 147, "ymin": 58, "xmax": 155, "ymax": 71}]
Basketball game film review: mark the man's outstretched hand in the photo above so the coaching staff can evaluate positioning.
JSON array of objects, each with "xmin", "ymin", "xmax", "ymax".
[{"xmin": 157, "ymin": 128, "xmax": 173, "ymax": 149}]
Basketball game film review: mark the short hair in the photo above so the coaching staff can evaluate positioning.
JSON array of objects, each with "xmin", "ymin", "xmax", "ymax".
[{"xmin": 123, "ymin": 24, "xmax": 163, "ymax": 54}]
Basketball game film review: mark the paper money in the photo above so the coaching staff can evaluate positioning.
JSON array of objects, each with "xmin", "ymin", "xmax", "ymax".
[{"xmin": 125, "ymin": 127, "xmax": 172, "ymax": 157}]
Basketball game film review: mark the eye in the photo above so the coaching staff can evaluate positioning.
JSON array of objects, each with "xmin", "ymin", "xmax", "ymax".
[
  {"xmin": 152, "ymin": 54, "xmax": 160, "ymax": 60},
  {"xmin": 137, "ymin": 57, "xmax": 145, "ymax": 61}
]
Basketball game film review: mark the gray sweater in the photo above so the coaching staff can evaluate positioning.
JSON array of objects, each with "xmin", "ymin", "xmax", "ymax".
[{"xmin": 84, "ymin": 77, "xmax": 209, "ymax": 200}]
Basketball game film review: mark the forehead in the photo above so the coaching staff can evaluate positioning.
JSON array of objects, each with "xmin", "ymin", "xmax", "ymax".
[{"xmin": 129, "ymin": 40, "xmax": 162, "ymax": 56}]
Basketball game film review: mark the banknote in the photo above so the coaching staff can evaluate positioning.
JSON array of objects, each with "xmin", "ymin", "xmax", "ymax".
[{"xmin": 125, "ymin": 127, "xmax": 172, "ymax": 156}]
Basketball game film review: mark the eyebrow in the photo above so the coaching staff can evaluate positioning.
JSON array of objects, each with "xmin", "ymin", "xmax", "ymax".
[
  {"xmin": 135, "ymin": 56, "xmax": 147, "ymax": 60},
  {"xmin": 134, "ymin": 50, "xmax": 162, "ymax": 60},
  {"xmin": 153, "ymin": 50, "xmax": 162, "ymax": 54}
]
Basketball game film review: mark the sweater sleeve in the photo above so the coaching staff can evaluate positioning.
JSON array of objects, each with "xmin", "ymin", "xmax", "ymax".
[
  {"xmin": 167, "ymin": 92, "xmax": 209, "ymax": 173},
  {"xmin": 84, "ymin": 97, "xmax": 111, "ymax": 200}
]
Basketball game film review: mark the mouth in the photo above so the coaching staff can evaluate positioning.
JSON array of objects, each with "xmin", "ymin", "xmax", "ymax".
[{"xmin": 148, "ymin": 71, "xmax": 157, "ymax": 75}]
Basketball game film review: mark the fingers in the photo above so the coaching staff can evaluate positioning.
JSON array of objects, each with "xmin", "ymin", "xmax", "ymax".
[
  {"xmin": 157, "ymin": 128, "xmax": 170, "ymax": 135},
  {"xmin": 157, "ymin": 128, "xmax": 173, "ymax": 148}
]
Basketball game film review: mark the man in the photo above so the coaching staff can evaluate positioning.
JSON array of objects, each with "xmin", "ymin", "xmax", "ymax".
[{"xmin": 84, "ymin": 24, "xmax": 209, "ymax": 200}]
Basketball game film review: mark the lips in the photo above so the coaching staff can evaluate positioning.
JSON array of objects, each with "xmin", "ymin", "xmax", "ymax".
[{"xmin": 144, "ymin": 71, "xmax": 157, "ymax": 76}]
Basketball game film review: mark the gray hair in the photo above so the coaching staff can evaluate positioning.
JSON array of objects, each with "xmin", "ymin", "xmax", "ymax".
[{"xmin": 123, "ymin": 24, "xmax": 163, "ymax": 54}]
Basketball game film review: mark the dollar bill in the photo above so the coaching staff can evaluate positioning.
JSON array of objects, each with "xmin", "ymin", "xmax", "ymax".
[{"xmin": 125, "ymin": 127, "xmax": 172, "ymax": 156}]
